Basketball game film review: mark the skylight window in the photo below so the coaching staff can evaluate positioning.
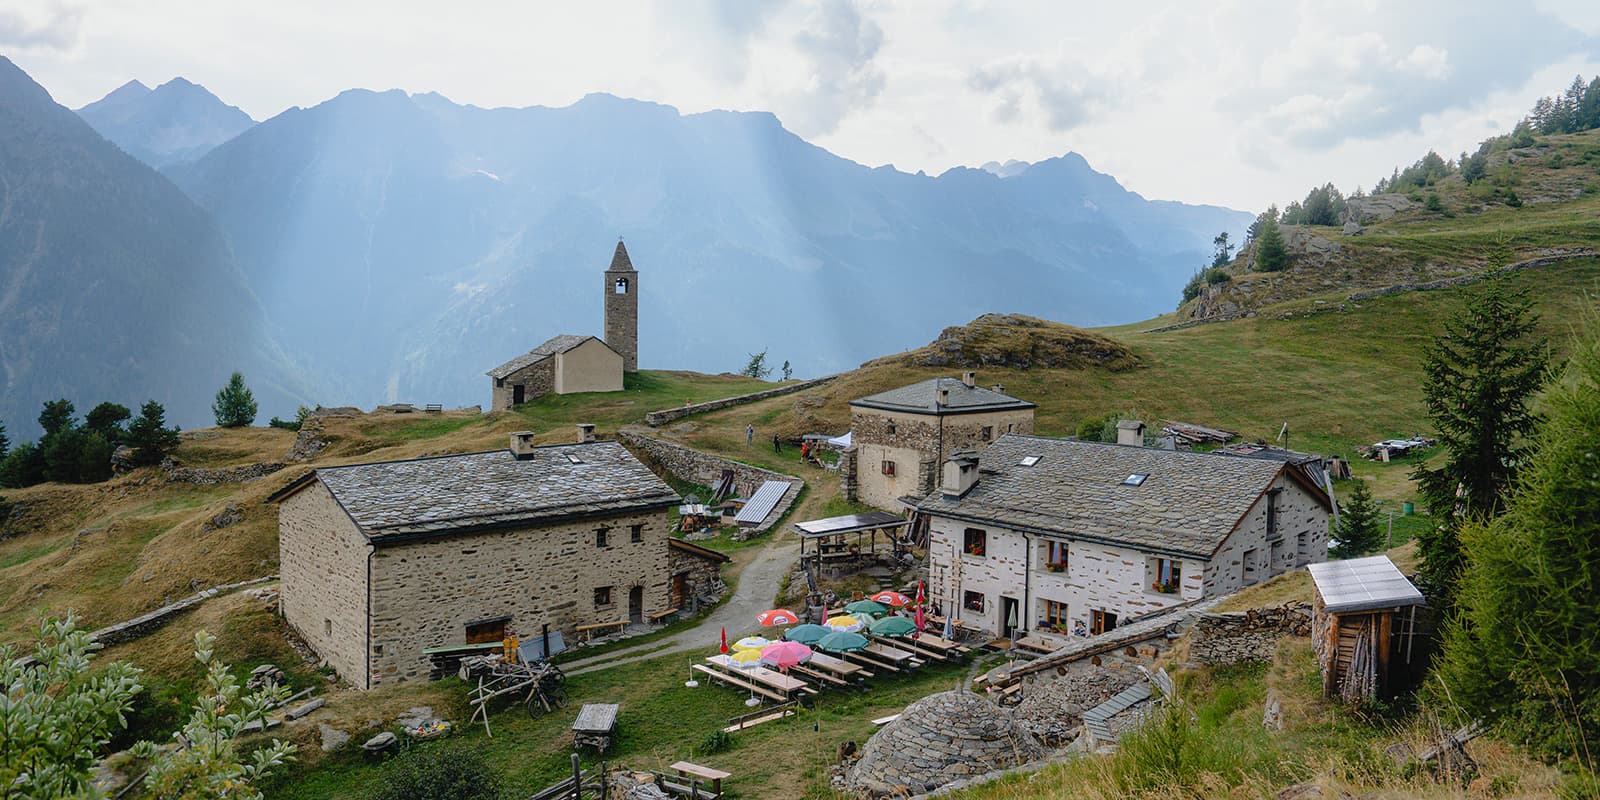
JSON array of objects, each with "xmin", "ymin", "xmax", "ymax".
[
  {"xmin": 1122, "ymin": 473, "xmax": 1149, "ymax": 486},
  {"xmin": 1019, "ymin": 455, "xmax": 1042, "ymax": 467},
  {"xmin": 565, "ymin": 452, "xmax": 584, "ymax": 464}
]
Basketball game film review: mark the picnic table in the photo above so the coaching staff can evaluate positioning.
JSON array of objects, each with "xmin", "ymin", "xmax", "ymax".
[
  {"xmin": 872, "ymin": 634, "xmax": 949, "ymax": 662},
  {"xmin": 706, "ymin": 655, "xmax": 818, "ymax": 699},
  {"xmin": 692, "ymin": 664, "xmax": 788, "ymax": 703},
  {"xmin": 660, "ymin": 761, "xmax": 731, "ymax": 799},
  {"xmin": 1014, "ymin": 634, "xmax": 1059, "ymax": 655},
  {"xmin": 807, "ymin": 652, "xmax": 871, "ymax": 680},
  {"xmin": 572, "ymin": 703, "xmax": 619, "ymax": 754},
  {"xmin": 865, "ymin": 642, "xmax": 923, "ymax": 667},
  {"xmin": 913, "ymin": 632, "xmax": 969, "ymax": 655}
]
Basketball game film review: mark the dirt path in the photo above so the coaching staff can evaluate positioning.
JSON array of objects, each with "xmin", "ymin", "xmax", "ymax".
[{"xmin": 562, "ymin": 536, "xmax": 800, "ymax": 676}]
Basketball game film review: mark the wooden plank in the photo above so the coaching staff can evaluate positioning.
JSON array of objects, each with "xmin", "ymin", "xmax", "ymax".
[
  {"xmin": 670, "ymin": 761, "xmax": 732, "ymax": 781},
  {"xmin": 722, "ymin": 709, "xmax": 793, "ymax": 733},
  {"xmin": 572, "ymin": 703, "xmax": 619, "ymax": 733},
  {"xmin": 692, "ymin": 665, "xmax": 787, "ymax": 703},
  {"xmin": 871, "ymin": 713, "xmax": 901, "ymax": 726}
]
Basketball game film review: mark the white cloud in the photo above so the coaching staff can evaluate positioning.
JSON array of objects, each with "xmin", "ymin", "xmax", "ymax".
[{"xmin": 0, "ymin": 3, "xmax": 82, "ymax": 51}]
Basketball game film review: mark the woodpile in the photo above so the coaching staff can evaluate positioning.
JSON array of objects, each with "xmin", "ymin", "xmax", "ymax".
[{"xmin": 1161, "ymin": 420, "xmax": 1239, "ymax": 446}]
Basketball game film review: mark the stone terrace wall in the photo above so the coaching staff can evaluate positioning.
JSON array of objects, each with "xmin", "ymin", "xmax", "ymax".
[
  {"xmin": 1009, "ymin": 599, "xmax": 1214, "ymax": 687},
  {"xmin": 644, "ymin": 375, "xmax": 837, "ymax": 426},
  {"xmin": 616, "ymin": 431, "xmax": 803, "ymax": 533},
  {"xmin": 1188, "ymin": 603, "xmax": 1312, "ymax": 666},
  {"xmin": 161, "ymin": 458, "xmax": 285, "ymax": 484}
]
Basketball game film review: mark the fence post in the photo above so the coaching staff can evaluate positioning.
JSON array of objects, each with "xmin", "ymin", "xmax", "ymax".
[{"xmin": 571, "ymin": 753, "xmax": 581, "ymax": 800}]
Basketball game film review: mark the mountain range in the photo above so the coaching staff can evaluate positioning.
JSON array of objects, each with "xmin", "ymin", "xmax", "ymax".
[{"xmin": 0, "ymin": 59, "xmax": 1250, "ymax": 437}]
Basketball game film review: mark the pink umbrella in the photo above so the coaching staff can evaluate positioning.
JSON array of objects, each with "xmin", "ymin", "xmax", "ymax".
[
  {"xmin": 914, "ymin": 580, "xmax": 926, "ymax": 632},
  {"xmin": 869, "ymin": 591, "xmax": 911, "ymax": 608},
  {"xmin": 756, "ymin": 608, "xmax": 801, "ymax": 626},
  {"xmin": 758, "ymin": 640, "xmax": 814, "ymax": 671}
]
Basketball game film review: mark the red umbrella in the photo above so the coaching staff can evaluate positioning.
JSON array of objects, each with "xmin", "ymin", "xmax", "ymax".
[
  {"xmin": 756, "ymin": 608, "xmax": 801, "ymax": 626},
  {"xmin": 719, "ymin": 626, "xmax": 728, "ymax": 654},
  {"xmin": 869, "ymin": 591, "xmax": 911, "ymax": 608},
  {"xmin": 914, "ymin": 581, "xmax": 926, "ymax": 632}
]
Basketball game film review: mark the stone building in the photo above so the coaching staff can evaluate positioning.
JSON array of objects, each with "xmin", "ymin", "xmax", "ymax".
[
  {"xmin": 913, "ymin": 434, "xmax": 1331, "ymax": 643},
  {"xmin": 841, "ymin": 372, "xmax": 1035, "ymax": 509},
  {"xmin": 486, "ymin": 240, "xmax": 639, "ymax": 411},
  {"xmin": 272, "ymin": 430, "xmax": 702, "ymax": 689},
  {"xmin": 847, "ymin": 690, "xmax": 1043, "ymax": 796}
]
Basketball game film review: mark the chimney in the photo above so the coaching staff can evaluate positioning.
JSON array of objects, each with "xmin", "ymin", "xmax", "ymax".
[
  {"xmin": 937, "ymin": 387, "xmax": 951, "ymax": 407},
  {"xmin": 576, "ymin": 423, "xmax": 596, "ymax": 443},
  {"xmin": 509, "ymin": 431, "xmax": 538, "ymax": 459},
  {"xmin": 961, "ymin": 371, "xmax": 977, "ymax": 388},
  {"xmin": 990, "ymin": 384, "xmax": 1006, "ymax": 395},
  {"xmin": 1115, "ymin": 420, "xmax": 1146, "ymax": 447},
  {"xmin": 941, "ymin": 451, "xmax": 981, "ymax": 498}
]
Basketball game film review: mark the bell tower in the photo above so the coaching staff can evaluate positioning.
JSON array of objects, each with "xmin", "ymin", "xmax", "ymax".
[{"xmin": 604, "ymin": 238, "xmax": 638, "ymax": 372}]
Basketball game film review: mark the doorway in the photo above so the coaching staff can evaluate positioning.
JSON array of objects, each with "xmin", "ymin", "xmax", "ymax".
[
  {"xmin": 512, "ymin": 384, "xmax": 525, "ymax": 405},
  {"xmin": 671, "ymin": 574, "xmax": 688, "ymax": 609},
  {"xmin": 1000, "ymin": 596, "xmax": 1020, "ymax": 639},
  {"xmin": 628, "ymin": 586, "xmax": 644, "ymax": 624},
  {"xmin": 1091, "ymin": 609, "xmax": 1118, "ymax": 636}
]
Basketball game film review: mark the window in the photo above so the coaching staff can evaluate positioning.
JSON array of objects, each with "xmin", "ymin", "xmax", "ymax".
[
  {"xmin": 962, "ymin": 528, "xmax": 987, "ymax": 557},
  {"xmin": 1043, "ymin": 600, "xmax": 1069, "ymax": 630},
  {"xmin": 1243, "ymin": 548, "xmax": 1260, "ymax": 585},
  {"xmin": 594, "ymin": 586, "xmax": 612, "ymax": 607},
  {"xmin": 886, "ymin": 422, "xmax": 897, "ymax": 435},
  {"xmin": 1091, "ymin": 609, "xmax": 1118, "ymax": 635},
  {"xmin": 963, "ymin": 590, "xmax": 986, "ymax": 613},
  {"xmin": 1044, "ymin": 541, "xmax": 1069, "ymax": 572},
  {"xmin": 1019, "ymin": 455, "xmax": 1042, "ymax": 467},
  {"xmin": 324, "ymin": 618, "xmax": 332, "ymax": 637},
  {"xmin": 881, "ymin": 460, "xmax": 896, "ymax": 476},
  {"xmin": 981, "ymin": 426, "xmax": 993, "ymax": 441},
  {"xmin": 614, "ymin": 277, "xmax": 629, "ymax": 294},
  {"xmin": 465, "ymin": 616, "xmax": 508, "ymax": 644},
  {"xmin": 1152, "ymin": 558, "xmax": 1182, "ymax": 593},
  {"xmin": 1266, "ymin": 488, "xmax": 1282, "ymax": 537},
  {"xmin": 595, "ymin": 528, "xmax": 609, "ymax": 548},
  {"xmin": 1122, "ymin": 473, "xmax": 1149, "ymax": 486},
  {"xmin": 630, "ymin": 524, "xmax": 643, "ymax": 543},
  {"xmin": 495, "ymin": 377, "xmax": 504, "ymax": 388},
  {"xmin": 565, "ymin": 452, "xmax": 584, "ymax": 464}
]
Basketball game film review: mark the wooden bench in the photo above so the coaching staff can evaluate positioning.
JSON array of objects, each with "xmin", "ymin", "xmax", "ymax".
[
  {"xmin": 789, "ymin": 664, "xmax": 849, "ymax": 687},
  {"xmin": 647, "ymin": 607, "xmax": 680, "ymax": 624},
  {"xmin": 424, "ymin": 403, "xmax": 443, "ymax": 413},
  {"xmin": 669, "ymin": 761, "xmax": 731, "ymax": 798},
  {"xmin": 574, "ymin": 620, "xmax": 629, "ymax": 642},
  {"xmin": 723, "ymin": 701, "xmax": 798, "ymax": 733},
  {"xmin": 691, "ymin": 665, "xmax": 788, "ymax": 703}
]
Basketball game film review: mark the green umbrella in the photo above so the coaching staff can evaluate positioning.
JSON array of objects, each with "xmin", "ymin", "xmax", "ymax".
[
  {"xmin": 815, "ymin": 631, "xmax": 869, "ymax": 653},
  {"xmin": 844, "ymin": 600, "xmax": 889, "ymax": 618},
  {"xmin": 869, "ymin": 616, "xmax": 917, "ymax": 637},
  {"xmin": 783, "ymin": 624, "xmax": 830, "ymax": 644}
]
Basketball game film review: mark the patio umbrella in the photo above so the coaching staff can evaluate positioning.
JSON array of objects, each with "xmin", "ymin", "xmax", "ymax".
[
  {"xmin": 815, "ymin": 631, "xmax": 869, "ymax": 653},
  {"xmin": 727, "ymin": 648, "xmax": 764, "ymax": 668},
  {"xmin": 823, "ymin": 615, "xmax": 865, "ymax": 633},
  {"xmin": 869, "ymin": 616, "xmax": 917, "ymax": 637},
  {"xmin": 942, "ymin": 615, "xmax": 954, "ymax": 641},
  {"xmin": 845, "ymin": 600, "xmax": 889, "ymax": 617},
  {"xmin": 758, "ymin": 641, "xmax": 813, "ymax": 670},
  {"xmin": 915, "ymin": 581, "xmax": 926, "ymax": 632},
  {"xmin": 756, "ymin": 608, "xmax": 800, "ymax": 627},
  {"xmin": 869, "ymin": 590, "xmax": 911, "ymax": 608},
  {"xmin": 733, "ymin": 635, "xmax": 772, "ymax": 651},
  {"xmin": 784, "ymin": 624, "xmax": 830, "ymax": 644}
]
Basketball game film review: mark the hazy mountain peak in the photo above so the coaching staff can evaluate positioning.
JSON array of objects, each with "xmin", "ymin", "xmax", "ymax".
[
  {"xmin": 979, "ymin": 159, "xmax": 1031, "ymax": 178},
  {"xmin": 77, "ymin": 75, "xmax": 255, "ymax": 167}
]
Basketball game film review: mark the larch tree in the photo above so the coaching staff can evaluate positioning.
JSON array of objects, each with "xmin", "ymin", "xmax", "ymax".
[
  {"xmin": 1331, "ymin": 479, "xmax": 1383, "ymax": 558},
  {"xmin": 1253, "ymin": 216, "xmax": 1290, "ymax": 272},
  {"xmin": 212, "ymin": 372, "xmax": 258, "ymax": 428}
]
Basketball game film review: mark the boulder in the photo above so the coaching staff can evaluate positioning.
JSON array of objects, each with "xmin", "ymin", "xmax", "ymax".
[
  {"xmin": 319, "ymin": 723, "xmax": 350, "ymax": 752},
  {"xmin": 1345, "ymin": 193, "xmax": 1414, "ymax": 224}
]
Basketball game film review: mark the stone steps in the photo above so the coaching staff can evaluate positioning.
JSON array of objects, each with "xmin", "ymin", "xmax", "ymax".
[{"xmin": 1081, "ymin": 682, "xmax": 1152, "ymax": 745}]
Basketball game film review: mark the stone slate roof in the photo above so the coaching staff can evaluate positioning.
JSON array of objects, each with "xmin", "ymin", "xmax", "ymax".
[
  {"xmin": 849, "ymin": 377, "xmax": 1035, "ymax": 415},
  {"xmin": 314, "ymin": 441, "xmax": 678, "ymax": 541},
  {"xmin": 914, "ymin": 434, "xmax": 1320, "ymax": 559},
  {"xmin": 609, "ymin": 240, "xmax": 634, "ymax": 271},
  {"xmin": 486, "ymin": 334, "xmax": 611, "ymax": 379}
]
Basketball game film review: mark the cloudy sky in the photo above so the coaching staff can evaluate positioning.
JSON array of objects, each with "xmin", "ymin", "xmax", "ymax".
[{"xmin": 6, "ymin": 0, "xmax": 1599, "ymax": 211}]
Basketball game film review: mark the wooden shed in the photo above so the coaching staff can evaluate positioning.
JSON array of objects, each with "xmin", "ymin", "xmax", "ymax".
[{"xmin": 1307, "ymin": 556, "xmax": 1425, "ymax": 703}]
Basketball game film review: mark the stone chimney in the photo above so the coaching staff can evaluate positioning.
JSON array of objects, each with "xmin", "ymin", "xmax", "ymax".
[
  {"xmin": 510, "ymin": 431, "xmax": 538, "ymax": 459},
  {"xmin": 1115, "ymin": 420, "xmax": 1146, "ymax": 447},
  {"xmin": 990, "ymin": 384, "xmax": 1006, "ymax": 395},
  {"xmin": 961, "ymin": 371, "xmax": 977, "ymax": 388},
  {"xmin": 941, "ymin": 451, "xmax": 981, "ymax": 498},
  {"xmin": 576, "ymin": 423, "xmax": 596, "ymax": 443},
  {"xmin": 937, "ymin": 387, "xmax": 951, "ymax": 407}
]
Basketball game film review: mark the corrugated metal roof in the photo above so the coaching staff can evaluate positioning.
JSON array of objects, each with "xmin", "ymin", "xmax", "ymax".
[
  {"xmin": 1308, "ymin": 556, "xmax": 1424, "ymax": 613},
  {"xmin": 735, "ymin": 480, "xmax": 791, "ymax": 526},
  {"xmin": 793, "ymin": 511, "xmax": 907, "ymax": 537}
]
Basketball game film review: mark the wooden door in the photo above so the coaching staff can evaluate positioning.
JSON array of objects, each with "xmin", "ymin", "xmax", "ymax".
[
  {"xmin": 512, "ymin": 384, "xmax": 526, "ymax": 405},
  {"xmin": 671, "ymin": 574, "xmax": 687, "ymax": 609},
  {"xmin": 628, "ymin": 586, "xmax": 644, "ymax": 624},
  {"xmin": 1091, "ymin": 609, "xmax": 1118, "ymax": 636}
]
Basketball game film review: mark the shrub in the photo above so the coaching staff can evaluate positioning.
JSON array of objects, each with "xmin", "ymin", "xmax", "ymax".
[
  {"xmin": 697, "ymin": 729, "xmax": 733, "ymax": 756},
  {"xmin": 363, "ymin": 744, "xmax": 505, "ymax": 800},
  {"xmin": 1504, "ymin": 190, "xmax": 1524, "ymax": 208},
  {"xmin": 1424, "ymin": 192, "xmax": 1444, "ymax": 213}
]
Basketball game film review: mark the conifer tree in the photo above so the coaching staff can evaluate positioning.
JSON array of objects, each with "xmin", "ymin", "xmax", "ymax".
[
  {"xmin": 1412, "ymin": 279, "xmax": 1547, "ymax": 606},
  {"xmin": 1435, "ymin": 324, "xmax": 1600, "ymax": 761},
  {"xmin": 1331, "ymin": 479, "xmax": 1383, "ymax": 558},
  {"xmin": 212, "ymin": 372, "xmax": 258, "ymax": 428},
  {"xmin": 37, "ymin": 399, "xmax": 75, "ymax": 436},
  {"xmin": 1253, "ymin": 216, "xmax": 1289, "ymax": 272},
  {"xmin": 0, "ymin": 419, "xmax": 8, "ymax": 460},
  {"xmin": 85, "ymin": 402, "xmax": 131, "ymax": 442},
  {"xmin": 125, "ymin": 401, "xmax": 181, "ymax": 466}
]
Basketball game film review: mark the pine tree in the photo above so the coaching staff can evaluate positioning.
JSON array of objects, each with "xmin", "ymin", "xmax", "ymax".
[
  {"xmin": 1412, "ymin": 279, "xmax": 1548, "ymax": 606},
  {"xmin": 1434, "ymin": 324, "xmax": 1600, "ymax": 761},
  {"xmin": 740, "ymin": 351, "xmax": 771, "ymax": 379},
  {"xmin": 1253, "ymin": 217, "xmax": 1290, "ymax": 272},
  {"xmin": 0, "ymin": 420, "xmax": 8, "ymax": 460},
  {"xmin": 85, "ymin": 402, "xmax": 130, "ymax": 442},
  {"xmin": 1331, "ymin": 480, "xmax": 1383, "ymax": 558},
  {"xmin": 1211, "ymin": 231, "xmax": 1233, "ymax": 267},
  {"xmin": 212, "ymin": 372, "xmax": 258, "ymax": 428},
  {"xmin": 125, "ymin": 401, "xmax": 181, "ymax": 467},
  {"xmin": 781, "ymin": 360, "xmax": 793, "ymax": 381},
  {"xmin": 37, "ymin": 399, "xmax": 75, "ymax": 436}
]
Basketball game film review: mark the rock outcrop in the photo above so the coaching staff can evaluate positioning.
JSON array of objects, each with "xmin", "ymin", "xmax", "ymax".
[
  {"xmin": 1345, "ymin": 193, "xmax": 1415, "ymax": 224},
  {"xmin": 871, "ymin": 313, "xmax": 1139, "ymax": 371}
]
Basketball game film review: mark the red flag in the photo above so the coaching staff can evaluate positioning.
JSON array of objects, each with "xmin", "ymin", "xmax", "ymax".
[
  {"xmin": 914, "ymin": 580, "xmax": 926, "ymax": 632},
  {"xmin": 719, "ymin": 627, "xmax": 728, "ymax": 654}
]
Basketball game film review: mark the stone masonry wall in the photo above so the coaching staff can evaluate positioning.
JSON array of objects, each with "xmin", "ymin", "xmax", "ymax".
[
  {"xmin": 1203, "ymin": 472, "xmax": 1329, "ymax": 596},
  {"xmin": 1189, "ymin": 603, "xmax": 1312, "ymax": 666},
  {"xmin": 491, "ymin": 358, "xmax": 556, "ymax": 412},
  {"xmin": 848, "ymin": 406, "xmax": 1034, "ymax": 510},
  {"xmin": 279, "ymin": 482, "xmax": 373, "ymax": 688},
  {"xmin": 369, "ymin": 507, "xmax": 673, "ymax": 686},
  {"xmin": 617, "ymin": 431, "xmax": 802, "ymax": 532},
  {"xmin": 605, "ymin": 268, "xmax": 638, "ymax": 372},
  {"xmin": 643, "ymin": 375, "xmax": 837, "ymax": 426},
  {"xmin": 161, "ymin": 458, "xmax": 285, "ymax": 484}
]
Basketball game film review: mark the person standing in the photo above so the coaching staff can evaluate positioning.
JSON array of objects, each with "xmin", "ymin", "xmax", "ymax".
[
  {"xmin": 772, "ymin": 434, "xmax": 782, "ymax": 453},
  {"xmin": 746, "ymin": 424, "xmax": 754, "ymax": 445}
]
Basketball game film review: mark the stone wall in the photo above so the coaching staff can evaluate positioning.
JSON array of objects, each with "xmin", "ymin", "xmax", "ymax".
[
  {"xmin": 368, "ymin": 507, "xmax": 674, "ymax": 685},
  {"xmin": 161, "ymin": 458, "xmax": 285, "ymax": 484},
  {"xmin": 643, "ymin": 375, "xmax": 837, "ymax": 426},
  {"xmin": 1188, "ymin": 603, "xmax": 1312, "ymax": 666},
  {"xmin": 616, "ymin": 431, "xmax": 802, "ymax": 533},
  {"xmin": 1202, "ymin": 472, "xmax": 1329, "ymax": 597},
  {"xmin": 491, "ymin": 358, "xmax": 556, "ymax": 412},
  {"xmin": 279, "ymin": 481, "xmax": 373, "ymax": 688},
  {"xmin": 605, "ymin": 267, "xmax": 638, "ymax": 372},
  {"xmin": 668, "ymin": 541, "xmax": 729, "ymax": 610},
  {"xmin": 847, "ymin": 405, "xmax": 1033, "ymax": 510}
]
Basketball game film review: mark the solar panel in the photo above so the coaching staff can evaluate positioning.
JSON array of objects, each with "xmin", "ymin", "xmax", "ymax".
[{"xmin": 1308, "ymin": 556, "xmax": 1424, "ymax": 613}]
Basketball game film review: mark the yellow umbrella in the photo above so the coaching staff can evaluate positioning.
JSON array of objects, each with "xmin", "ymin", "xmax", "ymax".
[
  {"xmin": 727, "ymin": 648, "xmax": 764, "ymax": 668},
  {"xmin": 824, "ymin": 615, "xmax": 865, "ymax": 633}
]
